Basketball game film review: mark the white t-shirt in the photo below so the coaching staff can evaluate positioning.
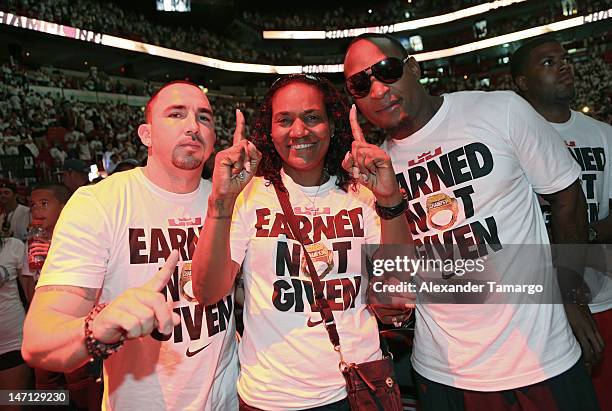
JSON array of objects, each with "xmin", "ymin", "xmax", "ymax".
[
  {"xmin": 382, "ymin": 91, "xmax": 581, "ymax": 391},
  {"xmin": 37, "ymin": 168, "xmax": 238, "ymax": 411},
  {"xmin": 0, "ymin": 237, "xmax": 25, "ymax": 355},
  {"xmin": 548, "ymin": 110, "xmax": 612, "ymax": 313},
  {"xmin": 230, "ymin": 173, "xmax": 382, "ymax": 410}
]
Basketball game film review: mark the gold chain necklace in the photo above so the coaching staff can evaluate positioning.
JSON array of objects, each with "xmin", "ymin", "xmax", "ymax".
[{"xmin": 304, "ymin": 171, "xmax": 329, "ymax": 216}]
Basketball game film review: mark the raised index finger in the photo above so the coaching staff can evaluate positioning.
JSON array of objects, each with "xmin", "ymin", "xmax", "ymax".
[
  {"xmin": 349, "ymin": 104, "xmax": 366, "ymax": 143},
  {"xmin": 143, "ymin": 249, "xmax": 179, "ymax": 292},
  {"xmin": 233, "ymin": 109, "xmax": 246, "ymax": 146}
]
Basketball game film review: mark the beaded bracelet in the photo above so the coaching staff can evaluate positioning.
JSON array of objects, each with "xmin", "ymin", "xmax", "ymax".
[{"xmin": 84, "ymin": 303, "xmax": 125, "ymax": 360}]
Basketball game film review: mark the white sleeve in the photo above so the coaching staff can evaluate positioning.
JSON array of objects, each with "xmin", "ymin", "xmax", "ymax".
[
  {"xmin": 506, "ymin": 94, "xmax": 581, "ymax": 195},
  {"xmin": 36, "ymin": 189, "xmax": 111, "ymax": 289}
]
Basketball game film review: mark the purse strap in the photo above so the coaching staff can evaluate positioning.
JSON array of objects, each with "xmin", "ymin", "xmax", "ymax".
[{"xmin": 273, "ymin": 184, "xmax": 342, "ymax": 351}]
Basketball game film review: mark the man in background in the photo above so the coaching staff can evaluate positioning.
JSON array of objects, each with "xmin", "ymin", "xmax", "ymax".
[
  {"xmin": 58, "ymin": 158, "xmax": 90, "ymax": 193},
  {"xmin": 21, "ymin": 182, "xmax": 71, "ymax": 301},
  {"xmin": 512, "ymin": 37, "xmax": 610, "ymax": 409},
  {"xmin": 0, "ymin": 180, "xmax": 30, "ymax": 242}
]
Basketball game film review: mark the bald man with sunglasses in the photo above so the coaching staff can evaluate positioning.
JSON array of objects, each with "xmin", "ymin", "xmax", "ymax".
[{"xmin": 344, "ymin": 33, "xmax": 598, "ymax": 410}]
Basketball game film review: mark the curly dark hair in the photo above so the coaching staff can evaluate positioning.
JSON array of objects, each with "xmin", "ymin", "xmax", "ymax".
[{"xmin": 250, "ymin": 74, "xmax": 355, "ymax": 192}]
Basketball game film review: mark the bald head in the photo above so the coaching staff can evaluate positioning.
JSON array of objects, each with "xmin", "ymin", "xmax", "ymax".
[
  {"xmin": 145, "ymin": 80, "xmax": 205, "ymax": 123},
  {"xmin": 138, "ymin": 81, "xmax": 216, "ymax": 173},
  {"xmin": 345, "ymin": 33, "xmax": 408, "ymax": 64}
]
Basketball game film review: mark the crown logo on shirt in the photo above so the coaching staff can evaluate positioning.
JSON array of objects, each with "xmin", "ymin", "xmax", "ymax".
[
  {"xmin": 408, "ymin": 146, "xmax": 442, "ymax": 167},
  {"xmin": 167, "ymin": 217, "xmax": 202, "ymax": 227}
]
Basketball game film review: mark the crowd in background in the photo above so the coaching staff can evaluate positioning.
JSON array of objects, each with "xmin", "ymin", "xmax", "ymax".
[
  {"xmin": 573, "ymin": 47, "xmax": 612, "ymax": 124},
  {"xmin": 0, "ymin": 60, "xmax": 263, "ymax": 183},
  {"xmin": 0, "ymin": 0, "xmax": 298, "ymax": 64},
  {"xmin": 1, "ymin": 35, "xmax": 610, "ymax": 187},
  {"xmin": 1, "ymin": 62, "xmax": 160, "ymax": 98}
]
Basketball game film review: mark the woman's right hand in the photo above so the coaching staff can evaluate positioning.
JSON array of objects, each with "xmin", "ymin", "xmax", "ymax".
[{"xmin": 211, "ymin": 109, "xmax": 262, "ymax": 199}]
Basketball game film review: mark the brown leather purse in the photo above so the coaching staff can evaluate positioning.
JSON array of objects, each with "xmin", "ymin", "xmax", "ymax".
[{"xmin": 274, "ymin": 184, "xmax": 402, "ymax": 411}]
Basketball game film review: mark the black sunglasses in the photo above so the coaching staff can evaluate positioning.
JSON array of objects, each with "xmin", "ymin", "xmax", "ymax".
[{"xmin": 345, "ymin": 56, "xmax": 409, "ymax": 99}]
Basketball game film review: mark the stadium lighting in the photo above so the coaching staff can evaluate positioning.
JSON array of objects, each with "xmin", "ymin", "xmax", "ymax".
[
  {"xmin": 263, "ymin": 0, "xmax": 527, "ymax": 40},
  {"xmin": 0, "ymin": 8, "xmax": 610, "ymax": 74},
  {"xmin": 409, "ymin": 14, "xmax": 600, "ymax": 62}
]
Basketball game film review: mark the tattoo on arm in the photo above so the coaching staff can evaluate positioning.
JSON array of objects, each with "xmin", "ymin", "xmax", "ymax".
[
  {"xmin": 37, "ymin": 285, "xmax": 100, "ymax": 301},
  {"xmin": 208, "ymin": 199, "xmax": 233, "ymax": 220}
]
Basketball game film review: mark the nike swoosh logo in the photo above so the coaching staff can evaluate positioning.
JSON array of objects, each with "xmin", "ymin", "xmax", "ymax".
[
  {"xmin": 307, "ymin": 318, "xmax": 324, "ymax": 327},
  {"xmin": 185, "ymin": 343, "xmax": 211, "ymax": 357}
]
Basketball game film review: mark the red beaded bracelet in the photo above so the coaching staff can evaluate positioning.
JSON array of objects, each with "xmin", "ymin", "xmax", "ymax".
[{"xmin": 84, "ymin": 303, "xmax": 125, "ymax": 360}]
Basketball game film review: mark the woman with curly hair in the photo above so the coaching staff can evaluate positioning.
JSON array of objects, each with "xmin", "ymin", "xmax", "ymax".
[
  {"xmin": 250, "ymin": 75, "xmax": 354, "ymax": 192},
  {"xmin": 193, "ymin": 74, "xmax": 411, "ymax": 410}
]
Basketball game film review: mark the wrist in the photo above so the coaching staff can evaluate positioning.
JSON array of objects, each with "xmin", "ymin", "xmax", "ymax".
[
  {"xmin": 89, "ymin": 307, "xmax": 118, "ymax": 344},
  {"xmin": 375, "ymin": 191, "xmax": 403, "ymax": 208},
  {"xmin": 375, "ymin": 196, "xmax": 408, "ymax": 220},
  {"xmin": 85, "ymin": 304, "xmax": 124, "ymax": 360}
]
